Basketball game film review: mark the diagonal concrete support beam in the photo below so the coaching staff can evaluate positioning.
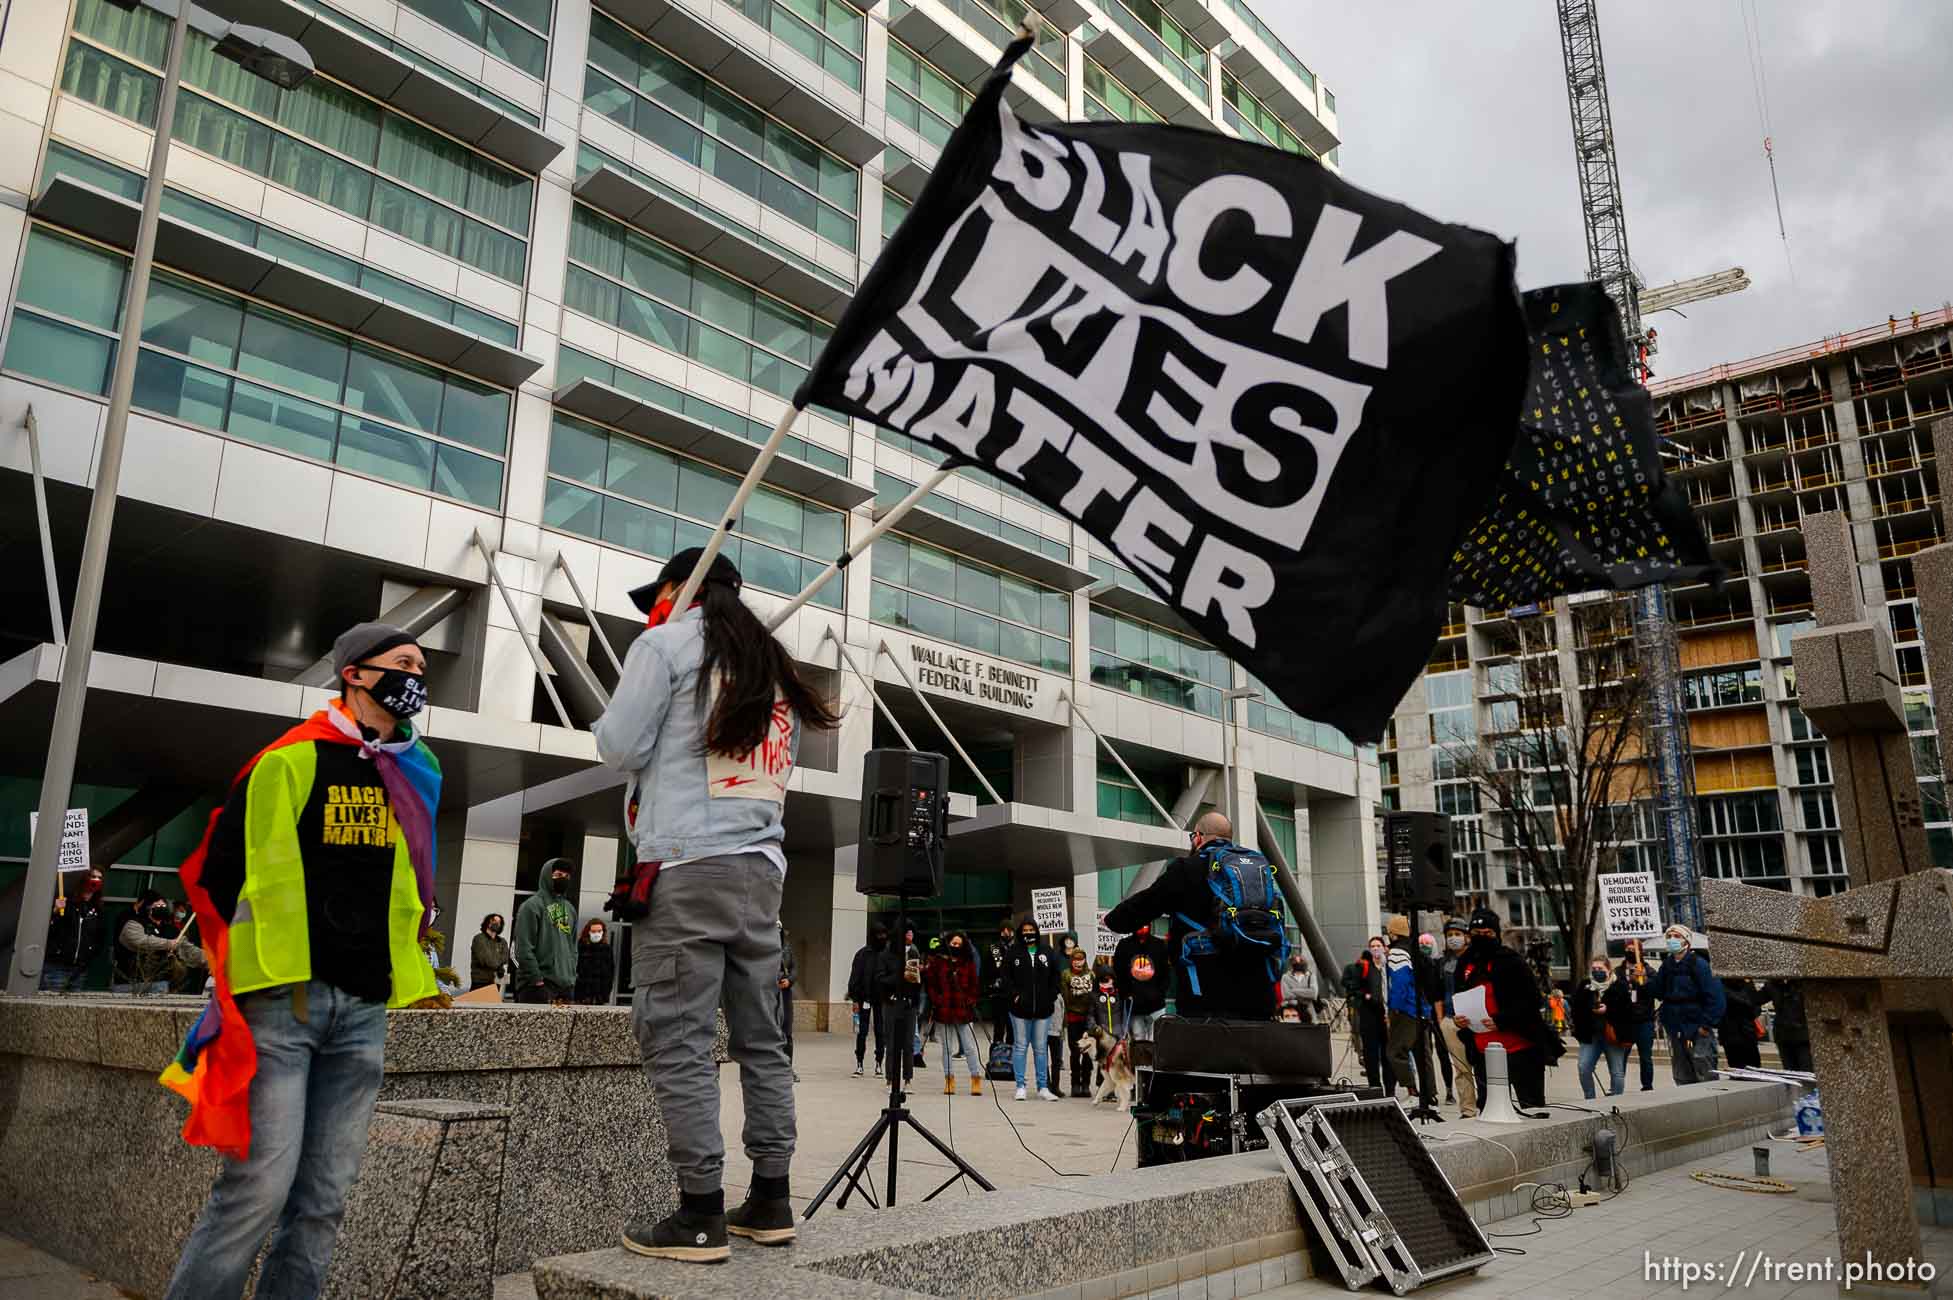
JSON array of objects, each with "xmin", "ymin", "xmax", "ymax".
[{"xmin": 291, "ymin": 585, "xmax": 470, "ymax": 687}]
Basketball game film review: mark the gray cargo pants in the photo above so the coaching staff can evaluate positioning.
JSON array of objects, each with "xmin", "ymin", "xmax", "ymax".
[{"xmin": 630, "ymin": 853, "xmax": 795, "ymax": 1194}]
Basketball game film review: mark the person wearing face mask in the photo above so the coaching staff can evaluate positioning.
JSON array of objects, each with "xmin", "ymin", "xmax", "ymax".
[
  {"xmin": 513, "ymin": 859, "xmax": 579, "ymax": 1005},
  {"xmin": 1415, "ymin": 933, "xmax": 1453, "ymax": 1104},
  {"xmin": 1111, "ymin": 921, "xmax": 1171, "ymax": 1041},
  {"xmin": 1434, "ymin": 919, "xmax": 1477, "ymax": 1118},
  {"xmin": 1451, "ymin": 907, "xmax": 1554, "ymax": 1109},
  {"xmin": 1060, "ymin": 946, "xmax": 1098, "ymax": 1097},
  {"xmin": 1279, "ymin": 952, "xmax": 1318, "ymax": 1015},
  {"xmin": 576, "ymin": 919, "xmax": 617, "ymax": 1006},
  {"xmin": 1572, "ymin": 959, "xmax": 1630, "ymax": 1098},
  {"xmin": 1004, "ymin": 917, "xmax": 1062, "ymax": 1101},
  {"xmin": 924, "ymin": 931, "xmax": 983, "ymax": 1094},
  {"xmin": 43, "ymin": 868, "xmax": 110, "ymax": 991},
  {"xmin": 471, "ymin": 914, "xmax": 512, "ymax": 994},
  {"xmin": 163, "ymin": 622, "xmax": 443, "ymax": 1300},
  {"xmin": 1383, "ymin": 922, "xmax": 1436, "ymax": 1109},
  {"xmin": 1354, "ymin": 936, "xmax": 1394, "ymax": 1093},
  {"xmin": 985, "ymin": 922, "xmax": 1016, "ymax": 1048},
  {"xmin": 1650, "ymin": 924, "xmax": 1724, "ymax": 1085},
  {"xmin": 847, "ymin": 925, "xmax": 890, "ymax": 1078},
  {"xmin": 113, "ymin": 888, "xmax": 205, "ymax": 995}
]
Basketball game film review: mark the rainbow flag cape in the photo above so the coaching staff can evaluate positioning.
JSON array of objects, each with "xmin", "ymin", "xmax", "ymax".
[{"xmin": 159, "ymin": 703, "xmax": 439, "ymax": 1160}]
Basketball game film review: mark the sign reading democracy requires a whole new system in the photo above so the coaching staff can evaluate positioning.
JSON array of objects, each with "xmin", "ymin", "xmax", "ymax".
[
  {"xmin": 1598, "ymin": 871, "xmax": 1662, "ymax": 940},
  {"xmin": 1032, "ymin": 886, "xmax": 1069, "ymax": 935}
]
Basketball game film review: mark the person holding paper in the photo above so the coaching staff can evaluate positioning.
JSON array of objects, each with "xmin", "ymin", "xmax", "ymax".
[{"xmin": 1451, "ymin": 907, "xmax": 1555, "ymax": 1109}]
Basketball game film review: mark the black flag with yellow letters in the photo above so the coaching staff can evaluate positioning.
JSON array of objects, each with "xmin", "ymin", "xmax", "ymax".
[
  {"xmin": 796, "ymin": 40, "xmax": 1696, "ymax": 741},
  {"xmin": 1446, "ymin": 282, "xmax": 1716, "ymax": 608}
]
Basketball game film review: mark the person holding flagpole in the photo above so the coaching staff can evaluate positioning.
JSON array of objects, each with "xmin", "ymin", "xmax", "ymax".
[
  {"xmin": 596, "ymin": 547, "xmax": 839, "ymax": 1262},
  {"xmin": 160, "ymin": 623, "xmax": 446, "ymax": 1300}
]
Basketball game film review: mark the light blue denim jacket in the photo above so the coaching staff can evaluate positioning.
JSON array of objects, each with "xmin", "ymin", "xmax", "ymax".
[{"xmin": 592, "ymin": 610, "xmax": 800, "ymax": 863}]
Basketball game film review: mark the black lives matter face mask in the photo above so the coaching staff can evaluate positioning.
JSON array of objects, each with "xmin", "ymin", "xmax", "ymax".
[{"xmin": 356, "ymin": 663, "xmax": 427, "ymax": 720}]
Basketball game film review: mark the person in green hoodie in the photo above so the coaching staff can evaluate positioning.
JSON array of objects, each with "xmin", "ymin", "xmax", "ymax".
[{"xmin": 513, "ymin": 858, "xmax": 578, "ymax": 1003}]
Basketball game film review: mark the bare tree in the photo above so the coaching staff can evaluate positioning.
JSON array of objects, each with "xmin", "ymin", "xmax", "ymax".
[{"xmin": 1452, "ymin": 599, "xmax": 1652, "ymax": 971}]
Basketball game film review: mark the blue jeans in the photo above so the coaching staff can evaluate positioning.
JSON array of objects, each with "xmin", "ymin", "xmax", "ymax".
[
  {"xmin": 1010, "ymin": 1013, "xmax": 1051, "ymax": 1089},
  {"xmin": 939, "ymin": 1021, "xmax": 980, "ymax": 1078},
  {"xmin": 1630, "ymin": 1020, "xmax": 1657, "ymax": 1089},
  {"xmin": 1577, "ymin": 1038, "xmax": 1628, "ymax": 1098},
  {"xmin": 165, "ymin": 981, "xmax": 387, "ymax": 1300},
  {"xmin": 39, "ymin": 962, "xmax": 85, "ymax": 992},
  {"xmin": 1126, "ymin": 1008, "xmax": 1162, "ymax": 1041}
]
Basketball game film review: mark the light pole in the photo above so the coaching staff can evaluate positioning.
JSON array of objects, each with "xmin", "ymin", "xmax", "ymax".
[
  {"xmin": 1221, "ymin": 686, "xmax": 1261, "ymax": 835},
  {"xmin": 7, "ymin": 0, "xmax": 313, "ymax": 995}
]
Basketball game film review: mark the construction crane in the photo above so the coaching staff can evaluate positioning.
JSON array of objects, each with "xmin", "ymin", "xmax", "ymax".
[
  {"xmin": 1640, "ymin": 268, "xmax": 1751, "ymax": 319},
  {"xmin": 1555, "ymin": 0, "xmax": 1704, "ymax": 932}
]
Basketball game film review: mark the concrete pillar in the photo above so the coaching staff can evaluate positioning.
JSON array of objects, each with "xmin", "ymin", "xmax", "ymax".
[
  {"xmin": 1309, "ymin": 793, "xmax": 1378, "ymax": 964},
  {"xmin": 577, "ymin": 834, "xmax": 619, "ymax": 934},
  {"xmin": 827, "ymin": 846, "xmax": 868, "ymax": 1013},
  {"xmin": 1072, "ymin": 864, "xmax": 1099, "ymax": 963},
  {"xmin": 1806, "ymin": 980, "xmax": 1923, "ymax": 1271},
  {"xmin": 451, "ymin": 793, "xmax": 522, "ymax": 979}
]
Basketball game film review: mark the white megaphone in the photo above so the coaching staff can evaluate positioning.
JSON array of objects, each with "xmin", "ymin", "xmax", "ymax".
[{"xmin": 1476, "ymin": 1042, "xmax": 1524, "ymax": 1124}]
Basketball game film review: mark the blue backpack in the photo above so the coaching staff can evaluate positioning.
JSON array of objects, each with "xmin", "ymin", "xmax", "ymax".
[{"xmin": 1175, "ymin": 841, "xmax": 1291, "ymax": 995}]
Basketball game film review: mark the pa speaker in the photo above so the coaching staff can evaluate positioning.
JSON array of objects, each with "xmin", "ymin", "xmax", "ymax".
[
  {"xmin": 1383, "ymin": 811, "xmax": 1454, "ymax": 912},
  {"xmin": 855, "ymin": 748, "xmax": 948, "ymax": 897}
]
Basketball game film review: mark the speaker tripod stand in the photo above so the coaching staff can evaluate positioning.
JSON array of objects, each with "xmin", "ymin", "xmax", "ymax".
[
  {"xmin": 1401, "ymin": 904, "xmax": 1444, "ymax": 1127},
  {"xmin": 802, "ymin": 896, "xmax": 994, "ymax": 1219}
]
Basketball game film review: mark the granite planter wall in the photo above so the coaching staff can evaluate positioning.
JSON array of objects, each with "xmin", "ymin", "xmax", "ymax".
[{"xmin": 0, "ymin": 995, "xmax": 698, "ymax": 1298}]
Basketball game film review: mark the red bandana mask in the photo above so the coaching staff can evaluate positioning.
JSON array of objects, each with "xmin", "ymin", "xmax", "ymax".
[{"xmin": 644, "ymin": 598, "xmax": 702, "ymax": 629}]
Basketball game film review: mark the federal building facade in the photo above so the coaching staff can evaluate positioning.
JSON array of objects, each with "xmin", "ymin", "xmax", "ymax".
[{"xmin": 0, "ymin": 0, "xmax": 1373, "ymax": 1017}]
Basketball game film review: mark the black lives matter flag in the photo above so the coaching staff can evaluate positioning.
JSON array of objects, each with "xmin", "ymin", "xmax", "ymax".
[
  {"xmin": 1448, "ymin": 282, "xmax": 1716, "ymax": 607},
  {"xmin": 797, "ymin": 40, "xmax": 1528, "ymax": 741}
]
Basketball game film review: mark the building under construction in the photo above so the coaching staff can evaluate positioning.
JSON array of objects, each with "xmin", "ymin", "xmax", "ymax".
[{"xmin": 1384, "ymin": 309, "xmax": 1953, "ymax": 955}]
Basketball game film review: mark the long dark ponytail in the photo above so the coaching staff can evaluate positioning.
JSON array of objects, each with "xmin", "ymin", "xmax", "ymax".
[{"xmin": 651, "ymin": 547, "xmax": 840, "ymax": 755}]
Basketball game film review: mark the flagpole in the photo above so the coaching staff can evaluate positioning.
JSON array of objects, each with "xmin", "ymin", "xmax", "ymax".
[
  {"xmin": 669, "ymin": 403, "xmax": 803, "ymax": 616},
  {"xmin": 765, "ymin": 464, "xmax": 956, "ymax": 633}
]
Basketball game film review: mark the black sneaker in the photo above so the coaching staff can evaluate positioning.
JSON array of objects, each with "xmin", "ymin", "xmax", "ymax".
[
  {"xmin": 621, "ymin": 1210, "xmax": 729, "ymax": 1263},
  {"xmin": 727, "ymin": 1197, "xmax": 796, "ymax": 1246}
]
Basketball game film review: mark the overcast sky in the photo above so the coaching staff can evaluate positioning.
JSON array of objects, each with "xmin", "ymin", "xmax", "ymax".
[{"xmin": 1271, "ymin": 3, "xmax": 1953, "ymax": 381}]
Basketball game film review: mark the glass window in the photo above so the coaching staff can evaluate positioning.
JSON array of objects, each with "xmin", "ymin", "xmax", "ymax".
[
  {"xmin": 742, "ymin": 488, "xmax": 804, "ymax": 551},
  {"xmin": 343, "ymin": 345, "xmax": 444, "ymax": 434},
  {"xmin": 279, "ymin": 77, "xmax": 383, "ymax": 164},
  {"xmin": 132, "ymin": 350, "xmax": 231, "ymax": 427},
  {"xmin": 743, "ymin": 540, "xmax": 800, "ymax": 595},
  {"xmin": 18, "ymin": 229, "xmax": 127, "ymax": 329},
  {"xmin": 267, "ymin": 135, "xmax": 374, "ymax": 216},
  {"xmin": 909, "ymin": 592, "xmax": 955, "ymax": 641},
  {"xmin": 871, "ymin": 581, "xmax": 908, "ymax": 627},
  {"xmin": 605, "ymin": 437, "xmax": 678, "ymax": 507},
  {"xmin": 545, "ymin": 478, "xmax": 605, "ymax": 534},
  {"xmin": 140, "ymin": 276, "xmax": 242, "ymax": 368},
  {"xmin": 873, "ymin": 534, "xmax": 908, "ymax": 585},
  {"xmin": 956, "ymin": 560, "xmax": 1000, "ymax": 613},
  {"xmin": 3, "ymin": 312, "xmax": 115, "ymax": 393},
  {"xmin": 908, "ymin": 542, "xmax": 955, "ymax": 597},
  {"xmin": 238, "ymin": 309, "xmax": 347, "ymax": 402},
  {"xmin": 549, "ymin": 417, "xmax": 608, "ymax": 483},
  {"xmin": 62, "ymin": 42, "xmax": 160, "ymax": 125},
  {"xmin": 600, "ymin": 494, "xmax": 675, "ymax": 556},
  {"xmin": 677, "ymin": 461, "xmax": 738, "ymax": 523},
  {"xmin": 174, "ymin": 94, "xmax": 274, "ymax": 173},
  {"xmin": 427, "ymin": 443, "xmax": 499, "ymax": 506},
  {"xmin": 337, "ymin": 414, "xmax": 436, "ymax": 489},
  {"xmin": 227, "ymin": 379, "xmax": 338, "ymax": 459},
  {"xmin": 619, "ymin": 289, "xmax": 690, "ymax": 354},
  {"xmin": 622, "ymin": 235, "xmax": 692, "ymax": 304},
  {"xmin": 440, "ymin": 380, "xmax": 511, "ymax": 454}
]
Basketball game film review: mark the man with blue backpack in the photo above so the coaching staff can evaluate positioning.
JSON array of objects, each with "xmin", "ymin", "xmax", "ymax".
[{"xmin": 1103, "ymin": 812, "xmax": 1288, "ymax": 1021}]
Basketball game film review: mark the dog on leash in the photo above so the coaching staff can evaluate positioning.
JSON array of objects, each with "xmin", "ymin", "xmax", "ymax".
[{"xmin": 1078, "ymin": 1027, "xmax": 1135, "ymax": 1109}]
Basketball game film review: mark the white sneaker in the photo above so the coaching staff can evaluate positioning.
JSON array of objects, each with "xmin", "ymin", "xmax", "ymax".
[
  {"xmin": 1038, "ymin": 1088, "xmax": 1061, "ymax": 1101},
  {"xmin": 1013, "ymin": 1087, "xmax": 1028, "ymax": 1101}
]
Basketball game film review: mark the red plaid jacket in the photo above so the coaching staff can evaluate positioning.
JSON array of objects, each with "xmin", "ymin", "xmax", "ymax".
[{"xmin": 923, "ymin": 948, "xmax": 980, "ymax": 1025}]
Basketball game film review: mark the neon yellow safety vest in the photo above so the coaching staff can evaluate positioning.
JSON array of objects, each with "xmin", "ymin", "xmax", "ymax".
[{"xmin": 226, "ymin": 742, "xmax": 437, "ymax": 1009}]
